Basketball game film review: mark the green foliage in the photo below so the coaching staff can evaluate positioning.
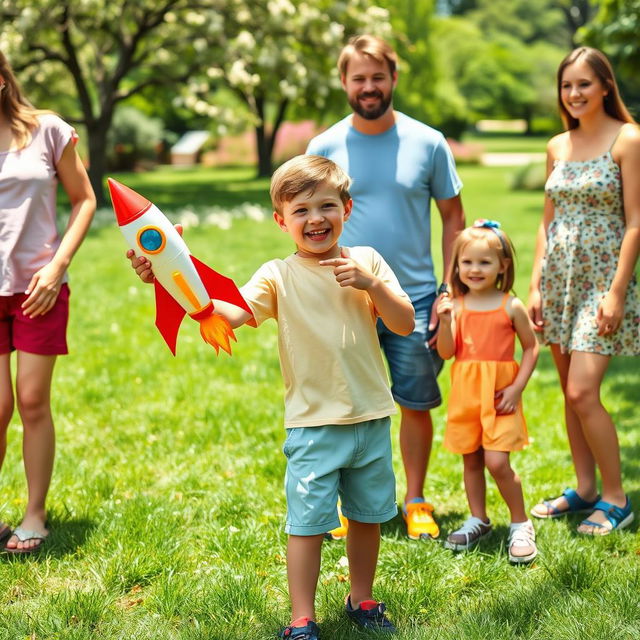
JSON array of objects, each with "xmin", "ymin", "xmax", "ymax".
[
  {"xmin": 107, "ymin": 106, "xmax": 165, "ymax": 171},
  {"xmin": 582, "ymin": 0, "xmax": 640, "ymax": 118},
  {"xmin": 434, "ymin": 17, "xmax": 563, "ymax": 129},
  {"xmin": 510, "ymin": 162, "xmax": 547, "ymax": 191},
  {"xmin": 381, "ymin": 0, "xmax": 471, "ymax": 138}
]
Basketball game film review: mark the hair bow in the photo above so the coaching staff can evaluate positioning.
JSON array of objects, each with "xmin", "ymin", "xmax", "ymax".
[{"xmin": 473, "ymin": 219, "xmax": 501, "ymax": 229}]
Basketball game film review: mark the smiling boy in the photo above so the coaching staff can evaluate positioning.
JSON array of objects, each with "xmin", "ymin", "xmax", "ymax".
[{"xmin": 130, "ymin": 155, "xmax": 414, "ymax": 638}]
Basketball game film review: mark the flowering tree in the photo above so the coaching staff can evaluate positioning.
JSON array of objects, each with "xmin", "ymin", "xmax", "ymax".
[
  {"xmin": 0, "ymin": 0, "xmax": 230, "ymax": 203},
  {"xmin": 1, "ymin": 0, "xmax": 390, "ymax": 202},
  {"xmin": 183, "ymin": 0, "xmax": 392, "ymax": 176}
]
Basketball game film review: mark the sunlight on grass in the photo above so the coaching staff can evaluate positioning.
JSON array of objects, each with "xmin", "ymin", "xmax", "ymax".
[{"xmin": 2, "ymin": 163, "xmax": 638, "ymax": 639}]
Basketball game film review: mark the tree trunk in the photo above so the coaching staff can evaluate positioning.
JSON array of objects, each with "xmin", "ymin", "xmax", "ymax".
[
  {"xmin": 86, "ymin": 120, "xmax": 111, "ymax": 207},
  {"xmin": 255, "ymin": 123, "xmax": 273, "ymax": 177},
  {"xmin": 254, "ymin": 97, "xmax": 289, "ymax": 177},
  {"xmin": 523, "ymin": 105, "xmax": 534, "ymax": 136}
]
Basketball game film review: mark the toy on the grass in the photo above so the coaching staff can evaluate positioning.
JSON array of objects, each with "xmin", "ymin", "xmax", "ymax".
[{"xmin": 108, "ymin": 178, "xmax": 254, "ymax": 356}]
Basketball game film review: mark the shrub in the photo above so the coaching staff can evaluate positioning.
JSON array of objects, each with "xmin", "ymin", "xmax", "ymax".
[
  {"xmin": 510, "ymin": 162, "xmax": 546, "ymax": 191},
  {"xmin": 108, "ymin": 106, "xmax": 165, "ymax": 171},
  {"xmin": 447, "ymin": 138, "xmax": 484, "ymax": 165}
]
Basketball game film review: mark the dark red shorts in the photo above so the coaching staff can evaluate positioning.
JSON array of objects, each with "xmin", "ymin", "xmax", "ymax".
[{"xmin": 0, "ymin": 284, "xmax": 70, "ymax": 355}]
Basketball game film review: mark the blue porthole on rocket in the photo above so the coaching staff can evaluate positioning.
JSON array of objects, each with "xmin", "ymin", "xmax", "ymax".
[{"xmin": 137, "ymin": 226, "xmax": 166, "ymax": 254}]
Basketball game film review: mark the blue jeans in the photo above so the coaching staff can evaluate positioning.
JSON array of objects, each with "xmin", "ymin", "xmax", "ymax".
[{"xmin": 377, "ymin": 293, "xmax": 443, "ymax": 411}]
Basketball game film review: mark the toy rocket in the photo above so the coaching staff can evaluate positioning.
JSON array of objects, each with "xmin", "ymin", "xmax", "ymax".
[{"xmin": 108, "ymin": 178, "xmax": 254, "ymax": 356}]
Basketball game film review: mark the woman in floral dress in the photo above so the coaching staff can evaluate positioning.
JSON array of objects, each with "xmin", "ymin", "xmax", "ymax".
[{"xmin": 528, "ymin": 47, "xmax": 640, "ymax": 535}]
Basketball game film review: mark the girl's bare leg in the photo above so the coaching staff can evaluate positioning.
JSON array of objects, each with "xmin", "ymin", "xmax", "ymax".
[{"xmin": 463, "ymin": 449, "xmax": 488, "ymax": 521}]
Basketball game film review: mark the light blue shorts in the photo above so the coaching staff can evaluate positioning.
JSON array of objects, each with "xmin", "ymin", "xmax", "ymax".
[
  {"xmin": 377, "ymin": 292, "xmax": 443, "ymax": 411},
  {"xmin": 283, "ymin": 417, "xmax": 397, "ymax": 536}
]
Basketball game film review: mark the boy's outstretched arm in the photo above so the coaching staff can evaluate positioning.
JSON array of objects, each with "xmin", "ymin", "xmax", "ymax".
[
  {"xmin": 319, "ymin": 256, "xmax": 415, "ymax": 336},
  {"xmin": 126, "ymin": 249, "xmax": 252, "ymax": 329}
]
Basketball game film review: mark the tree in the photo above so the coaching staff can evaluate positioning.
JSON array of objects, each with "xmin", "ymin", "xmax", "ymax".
[
  {"xmin": 184, "ymin": 0, "xmax": 392, "ymax": 177},
  {"xmin": 0, "ymin": 0, "xmax": 229, "ymax": 203},
  {"xmin": 553, "ymin": 0, "xmax": 595, "ymax": 47},
  {"xmin": 582, "ymin": 0, "xmax": 640, "ymax": 117},
  {"xmin": 440, "ymin": 0, "xmax": 587, "ymax": 48},
  {"xmin": 381, "ymin": 0, "xmax": 470, "ymax": 138},
  {"xmin": 433, "ymin": 16, "xmax": 562, "ymax": 132},
  {"xmin": 1, "ymin": 1, "xmax": 391, "ymax": 195}
]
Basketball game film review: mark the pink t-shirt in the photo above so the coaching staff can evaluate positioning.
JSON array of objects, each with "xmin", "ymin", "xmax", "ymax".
[{"xmin": 0, "ymin": 113, "xmax": 76, "ymax": 295}]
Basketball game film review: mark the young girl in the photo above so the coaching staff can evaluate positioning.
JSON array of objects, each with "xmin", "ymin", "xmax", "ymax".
[
  {"xmin": 437, "ymin": 220, "xmax": 539, "ymax": 564},
  {"xmin": 0, "ymin": 51, "xmax": 95, "ymax": 553}
]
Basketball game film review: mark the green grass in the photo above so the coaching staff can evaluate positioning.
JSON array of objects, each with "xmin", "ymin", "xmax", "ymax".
[
  {"xmin": 2, "ymin": 163, "xmax": 639, "ymax": 639},
  {"xmin": 463, "ymin": 134, "xmax": 549, "ymax": 154}
]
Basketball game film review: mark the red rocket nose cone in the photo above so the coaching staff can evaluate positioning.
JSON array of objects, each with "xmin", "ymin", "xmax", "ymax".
[{"xmin": 107, "ymin": 178, "xmax": 151, "ymax": 225}]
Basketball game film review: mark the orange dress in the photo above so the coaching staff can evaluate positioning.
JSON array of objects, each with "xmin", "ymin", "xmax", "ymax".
[{"xmin": 444, "ymin": 294, "xmax": 528, "ymax": 454}]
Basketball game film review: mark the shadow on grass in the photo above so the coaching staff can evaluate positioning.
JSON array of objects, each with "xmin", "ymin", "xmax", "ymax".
[
  {"xmin": 107, "ymin": 166, "xmax": 272, "ymax": 210},
  {"xmin": 1, "ymin": 516, "xmax": 96, "ymax": 561}
]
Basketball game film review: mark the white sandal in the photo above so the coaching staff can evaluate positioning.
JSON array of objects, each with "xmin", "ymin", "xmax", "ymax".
[{"xmin": 508, "ymin": 520, "xmax": 537, "ymax": 564}]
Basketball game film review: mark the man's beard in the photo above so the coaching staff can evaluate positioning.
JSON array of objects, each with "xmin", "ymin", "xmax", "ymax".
[{"xmin": 348, "ymin": 89, "xmax": 393, "ymax": 120}]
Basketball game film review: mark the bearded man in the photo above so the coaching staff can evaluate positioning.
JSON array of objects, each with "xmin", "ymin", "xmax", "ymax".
[{"xmin": 307, "ymin": 34, "xmax": 465, "ymax": 541}]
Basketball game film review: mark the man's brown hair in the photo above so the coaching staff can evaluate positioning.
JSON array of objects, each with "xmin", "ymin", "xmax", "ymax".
[{"xmin": 338, "ymin": 35, "xmax": 397, "ymax": 78}]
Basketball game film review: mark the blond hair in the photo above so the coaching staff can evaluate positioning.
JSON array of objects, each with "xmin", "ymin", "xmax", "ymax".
[
  {"xmin": 557, "ymin": 47, "xmax": 636, "ymax": 130},
  {"xmin": 449, "ymin": 225, "xmax": 516, "ymax": 297},
  {"xmin": 338, "ymin": 34, "xmax": 397, "ymax": 78},
  {"xmin": 270, "ymin": 155, "xmax": 351, "ymax": 214},
  {"xmin": 0, "ymin": 50, "xmax": 51, "ymax": 149}
]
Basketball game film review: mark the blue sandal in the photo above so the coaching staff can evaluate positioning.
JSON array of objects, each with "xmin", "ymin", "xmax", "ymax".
[
  {"xmin": 531, "ymin": 488, "xmax": 600, "ymax": 519},
  {"xmin": 578, "ymin": 497, "xmax": 634, "ymax": 535}
]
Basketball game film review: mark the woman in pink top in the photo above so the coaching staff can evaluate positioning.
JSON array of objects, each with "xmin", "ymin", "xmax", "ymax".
[{"xmin": 0, "ymin": 51, "xmax": 95, "ymax": 553}]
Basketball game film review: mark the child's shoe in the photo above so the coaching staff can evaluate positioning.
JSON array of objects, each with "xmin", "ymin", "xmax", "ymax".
[
  {"xmin": 326, "ymin": 502, "xmax": 348, "ymax": 540},
  {"xmin": 508, "ymin": 519, "xmax": 537, "ymax": 564},
  {"xmin": 444, "ymin": 516, "xmax": 492, "ymax": 551},
  {"xmin": 402, "ymin": 498, "xmax": 439, "ymax": 539},
  {"xmin": 345, "ymin": 596, "xmax": 396, "ymax": 633},
  {"xmin": 278, "ymin": 618, "xmax": 320, "ymax": 640}
]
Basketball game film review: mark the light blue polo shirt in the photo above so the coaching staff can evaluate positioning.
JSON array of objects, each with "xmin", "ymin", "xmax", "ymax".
[{"xmin": 306, "ymin": 112, "xmax": 462, "ymax": 301}]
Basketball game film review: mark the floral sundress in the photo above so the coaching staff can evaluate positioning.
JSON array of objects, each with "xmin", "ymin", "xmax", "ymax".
[{"xmin": 541, "ymin": 151, "xmax": 640, "ymax": 355}]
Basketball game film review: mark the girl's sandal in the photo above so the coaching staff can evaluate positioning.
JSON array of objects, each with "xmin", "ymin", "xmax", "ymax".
[
  {"xmin": 530, "ymin": 488, "xmax": 599, "ymax": 519},
  {"xmin": 578, "ymin": 497, "xmax": 634, "ymax": 536}
]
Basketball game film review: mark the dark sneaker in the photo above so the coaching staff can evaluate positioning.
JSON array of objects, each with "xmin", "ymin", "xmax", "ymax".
[
  {"xmin": 346, "ymin": 596, "xmax": 396, "ymax": 633},
  {"xmin": 444, "ymin": 516, "xmax": 492, "ymax": 551},
  {"xmin": 278, "ymin": 620, "xmax": 320, "ymax": 640}
]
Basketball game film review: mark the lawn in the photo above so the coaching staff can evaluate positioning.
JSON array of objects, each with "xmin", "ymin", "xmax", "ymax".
[
  {"xmin": 462, "ymin": 133, "xmax": 549, "ymax": 155},
  {"xmin": 1, "ymin": 163, "xmax": 638, "ymax": 640}
]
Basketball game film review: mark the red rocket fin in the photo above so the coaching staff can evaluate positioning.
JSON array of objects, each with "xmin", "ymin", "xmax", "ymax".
[
  {"xmin": 154, "ymin": 279, "xmax": 186, "ymax": 355},
  {"xmin": 190, "ymin": 255, "xmax": 257, "ymax": 327}
]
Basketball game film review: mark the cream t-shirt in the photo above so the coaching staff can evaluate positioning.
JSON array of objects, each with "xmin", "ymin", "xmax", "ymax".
[{"xmin": 240, "ymin": 246, "xmax": 409, "ymax": 428}]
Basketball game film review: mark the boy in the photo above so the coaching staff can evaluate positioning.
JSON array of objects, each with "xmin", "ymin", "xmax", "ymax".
[{"xmin": 129, "ymin": 155, "xmax": 414, "ymax": 638}]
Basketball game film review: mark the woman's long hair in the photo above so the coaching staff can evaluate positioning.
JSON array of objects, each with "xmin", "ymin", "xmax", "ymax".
[
  {"xmin": 0, "ymin": 50, "xmax": 45, "ymax": 149},
  {"xmin": 557, "ymin": 47, "xmax": 636, "ymax": 130}
]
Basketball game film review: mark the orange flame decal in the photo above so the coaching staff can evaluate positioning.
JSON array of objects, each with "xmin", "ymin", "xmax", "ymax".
[{"xmin": 198, "ymin": 312, "xmax": 237, "ymax": 355}]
